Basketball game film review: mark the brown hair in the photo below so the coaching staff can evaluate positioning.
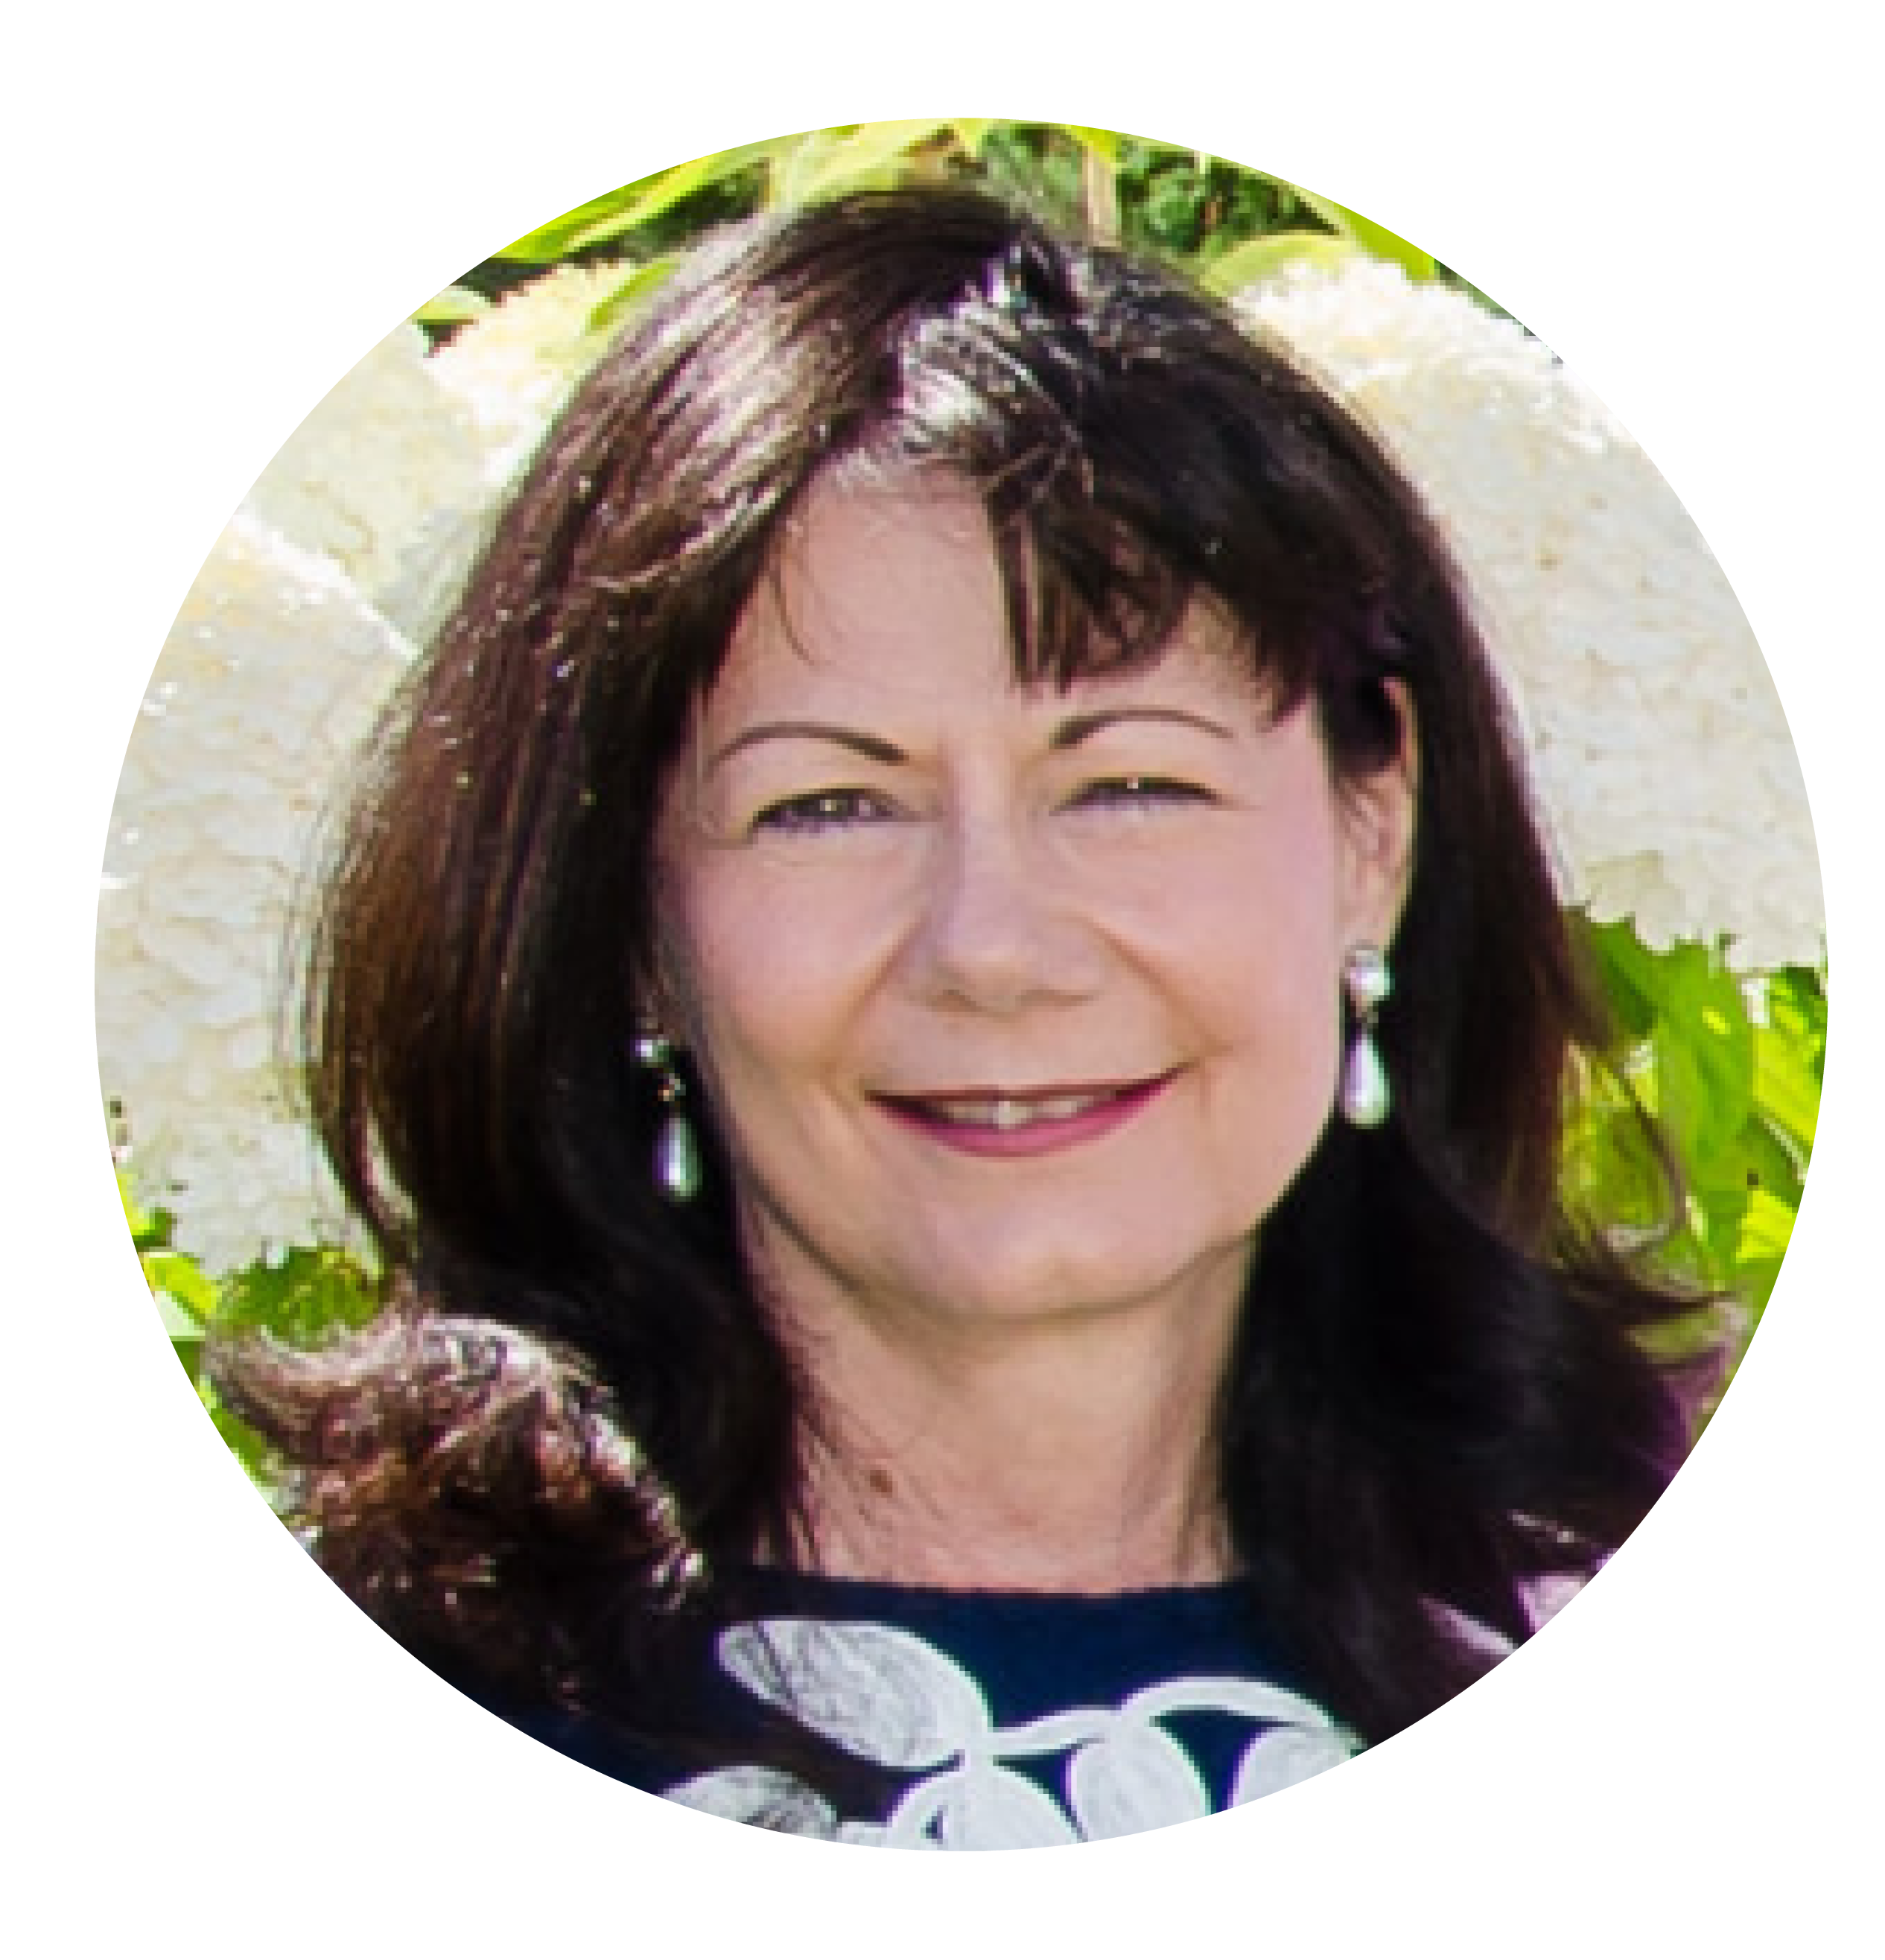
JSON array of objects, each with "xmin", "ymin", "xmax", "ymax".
[{"xmin": 215, "ymin": 185, "xmax": 1699, "ymax": 1753}]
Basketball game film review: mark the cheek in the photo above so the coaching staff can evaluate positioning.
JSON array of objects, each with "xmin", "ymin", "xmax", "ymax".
[
  {"xmin": 658, "ymin": 877, "xmax": 863, "ymax": 1138},
  {"xmin": 1193, "ymin": 969, "xmax": 1341, "ymax": 1236},
  {"xmin": 1147, "ymin": 810, "xmax": 1349, "ymax": 1002},
  {"xmin": 1158, "ymin": 825, "xmax": 1348, "ymax": 1152},
  {"xmin": 1212, "ymin": 949, "xmax": 1342, "ymax": 1115},
  {"xmin": 661, "ymin": 826, "xmax": 920, "ymax": 1034}
]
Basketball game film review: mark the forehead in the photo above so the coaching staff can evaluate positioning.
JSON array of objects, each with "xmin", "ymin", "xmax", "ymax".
[
  {"xmin": 701, "ymin": 474, "xmax": 1262, "ymax": 730},
  {"xmin": 754, "ymin": 474, "xmax": 998, "ymax": 654}
]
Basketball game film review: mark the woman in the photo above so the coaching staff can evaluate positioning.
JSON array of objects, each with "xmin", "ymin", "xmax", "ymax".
[{"xmin": 215, "ymin": 185, "xmax": 1702, "ymax": 1848}]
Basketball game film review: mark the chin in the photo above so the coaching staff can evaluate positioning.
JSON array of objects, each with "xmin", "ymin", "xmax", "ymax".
[{"xmin": 911, "ymin": 1230, "xmax": 1242, "ymax": 1330}]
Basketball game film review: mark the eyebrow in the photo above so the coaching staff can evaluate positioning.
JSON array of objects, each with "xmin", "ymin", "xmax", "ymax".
[
  {"xmin": 1049, "ymin": 706, "xmax": 1237, "ymax": 748},
  {"xmin": 706, "ymin": 704, "xmax": 1236, "ymax": 773}
]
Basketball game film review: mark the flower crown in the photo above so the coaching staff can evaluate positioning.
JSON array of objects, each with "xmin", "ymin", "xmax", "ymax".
[{"xmin": 97, "ymin": 255, "xmax": 1820, "ymax": 1271}]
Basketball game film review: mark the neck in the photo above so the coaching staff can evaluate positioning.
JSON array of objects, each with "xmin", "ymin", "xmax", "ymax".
[{"xmin": 763, "ymin": 1272, "xmax": 1245, "ymax": 1594}]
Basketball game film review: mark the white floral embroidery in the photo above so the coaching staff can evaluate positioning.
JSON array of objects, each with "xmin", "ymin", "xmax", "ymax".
[{"xmin": 659, "ymin": 1617, "xmax": 1361, "ymax": 1849}]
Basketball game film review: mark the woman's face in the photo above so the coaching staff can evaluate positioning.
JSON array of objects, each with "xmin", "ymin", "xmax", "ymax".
[{"xmin": 653, "ymin": 477, "xmax": 1414, "ymax": 1342}]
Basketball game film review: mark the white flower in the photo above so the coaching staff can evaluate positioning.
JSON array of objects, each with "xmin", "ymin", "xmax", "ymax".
[
  {"xmin": 378, "ymin": 262, "xmax": 626, "ymax": 650},
  {"xmin": 1236, "ymin": 258, "xmax": 1822, "ymax": 970},
  {"xmin": 97, "ymin": 290, "xmax": 608, "ymax": 1267},
  {"xmin": 426, "ymin": 261, "xmax": 629, "ymax": 490},
  {"xmin": 232, "ymin": 267, "xmax": 637, "ymax": 655},
  {"xmin": 97, "ymin": 515, "xmax": 413, "ymax": 1273},
  {"xmin": 99, "ymin": 249, "xmax": 1824, "ymax": 1267},
  {"xmin": 237, "ymin": 325, "xmax": 477, "ymax": 623}
]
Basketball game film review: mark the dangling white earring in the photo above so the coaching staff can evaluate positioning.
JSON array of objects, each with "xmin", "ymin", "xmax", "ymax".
[
  {"xmin": 1339, "ymin": 944, "xmax": 1392, "ymax": 1129},
  {"xmin": 635, "ymin": 1031, "xmax": 702, "ymax": 1202}
]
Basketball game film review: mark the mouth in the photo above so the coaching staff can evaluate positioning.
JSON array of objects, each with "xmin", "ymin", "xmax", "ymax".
[{"xmin": 874, "ymin": 1072, "xmax": 1174, "ymax": 1156}]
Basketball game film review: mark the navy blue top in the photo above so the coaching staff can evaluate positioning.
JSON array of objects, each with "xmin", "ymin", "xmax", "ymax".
[{"xmin": 471, "ymin": 1571, "xmax": 1362, "ymax": 1848}]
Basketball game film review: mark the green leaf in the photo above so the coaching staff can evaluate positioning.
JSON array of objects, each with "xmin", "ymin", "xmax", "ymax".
[
  {"xmin": 217, "ymin": 1245, "xmax": 380, "ymax": 1348},
  {"xmin": 1766, "ymin": 964, "xmax": 1829, "ymax": 1073},
  {"xmin": 410, "ymin": 284, "xmax": 491, "ymax": 326},
  {"xmin": 119, "ymin": 1174, "xmax": 175, "ymax": 1250},
  {"xmin": 1585, "ymin": 931, "xmax": 1755, "ymax": 1168},
  {"xmin": 1287, "ymin": 185, "xmax": 1434, "ymax": 281},
  {"xmin": 1738, "ymin": 1186, "xmax": 1799, "ymax": 1264},
  {"xmin": 1649, "ymin": 989, "xmax": 1755, "ymax": 1172},
  {"xmin": 1564, "ymin": 1109, "xmax": 1674, "ymax": 1234},
  {"xmin": 976, "ymin": 121, "xmax": 1083, "ymax": 220},
  {"xmin": 1133, "ymin": 166, "xmax": 1209, "ymax": 252},
  {"xmin": 1568, "ymin": 920, "xmax": 1816, "ymax": 1334},
  {"xmin": 1066, "ymin": 124, "xmax": 1123, "ymax": 163},
  {"xmin": 1269, "ymin": 176, "xmax": 1355, "ymax": 243},
  {"xmin": 1599, "ymin": 926, "xmax": 1665, "ymax": 1011},
  {"xmin": 1691, "ymin": 1165, "xmax": 1751, "ymax": 1266},
  {"xmin": 1580, "ymin": 917, "xmax": 1659, "ymax": 1043},
  {"xmin": 144, "ymin": 1250, "xmax": 217, "ymax": 1324},
  {"xmin": 497, "ymin": 143, "xmax": 776, "ymax": 260},
  {"xmin": 768, "ymin": 120, "xmax": 953, "ymax": 208},
  {"xmin": 950, "ymin": 118, "xmax": 996, "ymax": 159},
  {"xmin": 1751, "ymin": 999, "xmax": 1823, "ymax": 1156},
  {"xmin": 1201, "ymin": 231, "xmax": 1360, "ymax": 295},
  {"xmin": 585, "ymin": 253, "xmax": 681, "ymax": 336},
  {"xmin": 1688, "ymin": 1113, "xmax": 1803, "ymax": 1213}
]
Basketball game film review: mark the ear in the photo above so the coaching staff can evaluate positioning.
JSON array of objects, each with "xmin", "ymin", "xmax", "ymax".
[{"xmin": 1336, "ymin": 678, "xmax": 1419, "ymax": 952}]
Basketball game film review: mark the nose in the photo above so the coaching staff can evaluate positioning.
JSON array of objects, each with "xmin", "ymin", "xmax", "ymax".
[{"xmin": 900, "ymin": 806, "xmax": 1107, "ymax": 1014}]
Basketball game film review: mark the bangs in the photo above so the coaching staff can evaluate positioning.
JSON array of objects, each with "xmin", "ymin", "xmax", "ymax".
[
  {"xmin": 801, "ymin": 238, "xmax": 1395, "ymax": 721},
  {"xmin": 587, "ymin": 192, "xmax": 1416, "ymax": 774}
]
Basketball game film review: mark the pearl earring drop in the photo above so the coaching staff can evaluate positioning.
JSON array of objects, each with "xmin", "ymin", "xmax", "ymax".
[
  {"xmin": 635, "ymin": 1031, "xmax": 702, "ymax": 1202},
  {"xmin": 1338, "ymin": 945, "xmax": 1392, "ymax": 1129}
]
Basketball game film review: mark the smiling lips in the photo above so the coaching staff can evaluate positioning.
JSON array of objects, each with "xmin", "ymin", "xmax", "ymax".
[
  {"xmin": 878, "ymin": 1074, "xmax": 1172, "ymax": 1157},
  {"xmin": 933, "ymin": 1090, "xmax": 1114, "ymax": 1130}
]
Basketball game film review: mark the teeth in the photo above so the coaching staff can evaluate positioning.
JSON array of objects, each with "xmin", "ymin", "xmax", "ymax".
[{"xmin": 929, "ymin": 1090, "xmax": 1113, "ymax": 1128}]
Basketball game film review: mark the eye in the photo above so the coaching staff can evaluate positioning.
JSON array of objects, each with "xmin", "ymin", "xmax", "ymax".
[
  {"xmin": 1069, "ymin": 774, "xmax": 1214, "ymax": 812},
  {"xmin": 751, "ymin": 788, "xmax": 897, "ymax": 836}
]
